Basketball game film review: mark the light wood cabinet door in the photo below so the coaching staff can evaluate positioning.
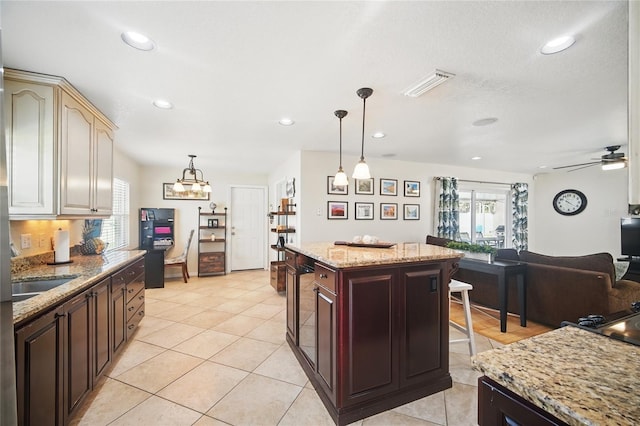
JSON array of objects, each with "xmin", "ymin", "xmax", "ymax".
[
  {"xmin": 60, "ymin": 91, "xmax": 94, "ymax": 215},
  {"xmin": 4, "ymin": 79, "xmax": 56, "ymax": 215},
  {"xmin": 93, "ymin": 119, "xmax": 114, "ymax": 215}
]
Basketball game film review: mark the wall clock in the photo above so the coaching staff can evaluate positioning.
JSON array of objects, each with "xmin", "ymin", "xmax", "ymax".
[{"xmin": 552, "ymin": 189, "xmax": 587, "ymax": 216}]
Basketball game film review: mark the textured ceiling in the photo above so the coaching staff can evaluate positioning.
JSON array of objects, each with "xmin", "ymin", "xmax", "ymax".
[{"xmin": 1, "ymin": 1, "xmax": 630, "ymax": 175}]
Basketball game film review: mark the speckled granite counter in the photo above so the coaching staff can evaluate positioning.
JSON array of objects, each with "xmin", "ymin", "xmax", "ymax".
[
  {"xmin": 11, "ymin": 250, "xmax": 145, "ymax": 325},
  {"xmin": 473, "ymin": 326, "xmax": 640, "ymax": 425},
  {"xmin": 286, "ymin": 242, "xmax": 462, "ymax": 269}
]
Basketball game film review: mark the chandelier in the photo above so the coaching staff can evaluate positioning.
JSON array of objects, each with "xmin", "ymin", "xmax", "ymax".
[{"xmin": 173, "ymin": 155, "xmax": 212, "ymax": 193}]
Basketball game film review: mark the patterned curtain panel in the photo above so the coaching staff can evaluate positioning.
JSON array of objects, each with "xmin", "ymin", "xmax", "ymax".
[
  {"xmin": 511, "ymin": 183, "xmax": 528, "ymax": 251},
  {"xmin": 435, "ymin": 177, "xmax": 459, "ymax": 239}
]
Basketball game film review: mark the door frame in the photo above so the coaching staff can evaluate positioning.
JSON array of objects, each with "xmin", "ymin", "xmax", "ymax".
[{"xmin": 228, "ymin": 184, "xmax": 269, "ymax": 272}]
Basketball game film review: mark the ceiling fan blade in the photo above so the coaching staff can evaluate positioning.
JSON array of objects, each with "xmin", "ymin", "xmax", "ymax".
[
  {"xmin": 552, "ymin": 161, "xmax": 600, "ymax": 170},
  {"xmin": 566, "ymin": 164, "xmax": 598, "ymax": 172}
]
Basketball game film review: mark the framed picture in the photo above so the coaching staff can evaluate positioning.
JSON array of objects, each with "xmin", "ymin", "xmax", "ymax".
[
  {"xmin": 286, "ymin": 177, "xmax": 296, "ymax": 197},
  {"xmin": 404, "ymin": 180, "xmax": 420, "ymax": 197},
  {"xmin": 207, "ymin": 219, "xmax": 219, "ymax": 228},
  {"xmin": 380, "ymin": 178, "xmax": 398, "ymax": 196},
  {"xmin": 327, "ymin": 176, "xmax": 348, "ymax": 195},
  {"xmin": 327, "ymin": 201, "xmax": 348, "ymax": 219},
  {"xmin": 355, "ymin": 178, "xmax": 374, "ymax": 195},
  {"xmin": 380, "ymin": 203, "xmax": 398, "ymax": 220},
  {"xmin": 163, "ymin": 183, "xmax": 210, "ymax": 200},
  {"xmin": 403, "ymin": 204, "xmax": 420, "ymax": 220},
  {"xmin": 355, "ymin": 202, "xmax": 374, "ymax": 220}
]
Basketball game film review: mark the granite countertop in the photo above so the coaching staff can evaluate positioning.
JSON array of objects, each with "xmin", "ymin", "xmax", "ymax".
[
  {"xmin": 11, "ymin": 250, "xmax": 145, "ymax": 325},
  {"xmin": 472, "ymin": 326, "xmax": 640, "ymax": 425},
  {"xmin": 286, "ymin": 242, "xmax": 462, "ymax": 269}
]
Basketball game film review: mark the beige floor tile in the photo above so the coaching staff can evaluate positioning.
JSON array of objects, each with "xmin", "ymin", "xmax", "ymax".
[
  {"xmin": 362, "ymin": 410, "xmax": 440, "ymax": 425},
  {"xmin": 184, "ymin": 295, "xmax": 235, "ymax": 309},
  {"xmin": 246, "ymin": 318, "xmax": 287, "ymax": 344},
  {"xmin": 114, "ymin": 350, "xmax": 203, "ymax": 393},
  {"xmin": 261, "ymin": 294, "xmax": 287, "ymax": 306},
  {"xmin": 107, "ymin": 340, "xmax": 166, "ymax": 377},
  {"xmin": 254, "ymin": 344, "xmax": 308, "ymax": 386},
  {"xmin": 206, "ymin": 374, "xmax": 302, "ymax": 425},
  {"xmin": 192, "ymin": 415, "xmax": 230, "ymax": 425},
  {"xmin": 391, "ymin": 391, "xmax": 447, "ymax": 425},
  {"xmin": 136, "ymin": 322, "xmax": 206, "ymax": 348},
  {"xmin": 444, "ymin": 382, "xmax": 479, "ymax": 426},
  {"xmin": 278, "ymin": 387, "xmax": 335, "ymax": 426},
  {"xmin": 180, "ymin": 309, "xmax": 235, "ymax": 329},
  {"xmin": 240, "ymin": 290, "xmax": 274, "ymax": 304},
  {"xmin": 241, "ymin": 302, "xmax": 284, "ymax": 319},
  {"xmin": 109, "ymin": 395, "xmax": 202, "ymax": 426},
  {"xmin": 212, "ymin": 314, "xmax": 266, "ymax": 336},
  {"xmin": 209, "ymin": 287, "xmax": 251, "ymax": 299},
  {"xmin": 214, "ymin": 298, "xmax": 257, "ymax": 314},
  {"xmin": 172, "ymin": 329, "xmax": 240, "ymax": 359},
  {"xmin": 157, "ymin": 360, "xmax": 249, "ymax": 413},
  {"xmin": 131, "ymin": 315, "xmax": 175, "ymax": 340},
  {"xmin": 68, "ymin": 378, "xmax": 151, "ymax": 425},
  {"xmin": 210, "ymin": 337, "xmax": 280, "ymax": 371},
  {"xmin": 150, "ymin": 303, "xmax": 208, "ymax": 322},
  {"xmin": 144, "ymin": 299, "xmax": 183, "ymax": 316}
]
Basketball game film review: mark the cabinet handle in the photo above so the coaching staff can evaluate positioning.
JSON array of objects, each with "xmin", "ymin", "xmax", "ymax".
[
  {"xmin": 128, "ymin": 324, "xmax": 135, "ymax": 330},
  {"xmin": 55, "ymin": 312, "xmax": 66, "ymax": 318},
  {"xmin": 313, "ymin": 287, "xmax": 319, "ymax": 293},
  {"xmin": 138, "ymin": 310, "xmax": 144, "ymax": 317},
  {"xmin": 319, "ymin": 273, "xmax": 328, "ymax": 279},
  {"xmin": 128, "ymin": 306, "xmax": 135, "ymax": 312}
]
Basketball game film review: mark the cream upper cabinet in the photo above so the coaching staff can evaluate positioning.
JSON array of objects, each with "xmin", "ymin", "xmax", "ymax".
[
  {"xmin": 4, "ymin": 69, "xmax": 116, "ymax": 218},
  {"xmin": 4, "ymin": 79, "xmax": 56, "ymax": 215}
]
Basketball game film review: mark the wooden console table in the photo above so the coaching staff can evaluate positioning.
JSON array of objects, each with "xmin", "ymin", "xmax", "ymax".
[{"xmin": 457, "ymin": 258, "xmax": 527, "ymax": 332}]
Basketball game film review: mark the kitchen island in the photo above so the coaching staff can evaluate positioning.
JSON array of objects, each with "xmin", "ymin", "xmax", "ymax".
[
  {"xmin": 473, "ymin": 325, "xmax": 640, "ymax": 425},
  {"xmin": 285, "ymin": 242, "xmax": 462, "ymax": 425}
]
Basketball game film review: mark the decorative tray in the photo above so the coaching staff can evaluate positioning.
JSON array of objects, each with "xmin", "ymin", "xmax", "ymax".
[{"xmin": 334, "ymin": 241, "xmax": 396, "ymax": 248}]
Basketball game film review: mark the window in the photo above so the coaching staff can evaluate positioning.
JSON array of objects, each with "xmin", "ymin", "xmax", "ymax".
[
  {"xmin": 101, "ymin": 178, "xmax": 130, "ymax": 251},
  {"xmin": 458, "ymin": 183, "xmax": 510, "ymax": 248}
]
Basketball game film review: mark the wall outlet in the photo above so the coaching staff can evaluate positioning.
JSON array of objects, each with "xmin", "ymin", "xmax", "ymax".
[
  {"xmin": 39, "ymin": 234, "xmax": 47, "ymax": 248},
  {"xmin": 21, "ymin": 234, "xmax": 32, "ymax": 249}
]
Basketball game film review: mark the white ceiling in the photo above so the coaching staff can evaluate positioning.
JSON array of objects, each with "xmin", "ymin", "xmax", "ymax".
[{"xmin": 1, "ymin": 1, "xmax": 630, "ymax": 175}]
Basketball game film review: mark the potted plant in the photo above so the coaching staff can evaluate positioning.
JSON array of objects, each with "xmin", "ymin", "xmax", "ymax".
[{"xmin": 446, "ymin": 241, "xmax": 497, "ymax": 262}]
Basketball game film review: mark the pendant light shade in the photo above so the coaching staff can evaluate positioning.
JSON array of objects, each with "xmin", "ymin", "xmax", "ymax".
[
  {"xmin": 173, "ymin": 154, "xmax": 212, "ymax": 193},
  {"xmin": 333, "ymin": 109, "xmax": 349, "ymax": 187},
  {"xmin": 352, "ymin": 88, "xmax": 373, "ymax": 180}
]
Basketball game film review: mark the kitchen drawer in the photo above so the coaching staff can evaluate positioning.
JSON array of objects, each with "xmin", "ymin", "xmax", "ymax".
[
  {"xmin": 126, "ymin": 291, "xmax": 145, "ymax": 322},
  {"xmin": 126, "ymin": 305, "xmax": 145, "ymax": 340},
  {"xmin": 126, "ymin": 279, "xmax": 144, "ymax": 303},
  {"xmin": 113, "ymin": 258, "xmax": 145, "ymax": 286},
  {"xmin": 285, "ymin": 251, "xmax": 297, "ymax": 268},
  {"xmin": 315, "ymin": 264, "xmax": 336, "ymax": 293}
]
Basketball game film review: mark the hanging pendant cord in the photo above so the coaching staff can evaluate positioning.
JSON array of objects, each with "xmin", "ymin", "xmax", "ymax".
[{"xmin": 360, "ymin": 97, "xmax": 366, "ymax": 161}]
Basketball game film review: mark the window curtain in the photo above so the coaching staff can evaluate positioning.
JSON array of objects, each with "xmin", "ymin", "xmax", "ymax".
[
  {"xmin": 511, "ymin": 182, "xmax": 528, "ymax": 251},
  {"xmin": 435, "ymin": 177, "xmax": 459, "ymax": 239}
]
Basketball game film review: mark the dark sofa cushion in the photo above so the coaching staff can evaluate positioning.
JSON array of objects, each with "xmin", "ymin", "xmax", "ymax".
[
  {"xmin": 426, "ymin": 235, "xmax": 452, "ymax": 247},
  {"xmin": 519, "ymin": 250, "xmax": 616, "ymax": 284}
]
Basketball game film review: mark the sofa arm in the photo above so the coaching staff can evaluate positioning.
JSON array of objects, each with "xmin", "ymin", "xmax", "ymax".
[
  {"xmin": 608, "ymin": 279, "xmax": 640, "ymax": 313},
  {"xmin": 525, "ymin": 263, "xmax": 613, "ymax": 327}
]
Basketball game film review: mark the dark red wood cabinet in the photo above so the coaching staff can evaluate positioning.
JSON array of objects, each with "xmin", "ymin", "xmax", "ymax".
[
  {"xmin": 14, "ymin": 257, "xmax": 145, "ymax": 426},
  {"xmin": 285, "ymin": 249, "xmax": 453, "ymax": 425}
]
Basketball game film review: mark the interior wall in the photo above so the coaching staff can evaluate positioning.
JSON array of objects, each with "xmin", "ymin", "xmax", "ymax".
[
  {"xmin": 299, "ymin": 151, "xmax": 533, "ymax": 245},
  {"xmin": 533, "ymin": 167, "xmax": 628, "ymax": 256},
  {"xmin": 138, "ymin": 165, "xmax": 267, "ymax": 278},
  {"xmin": 113, "ymin": 145, "xmax": 142, "ymax": 250}
]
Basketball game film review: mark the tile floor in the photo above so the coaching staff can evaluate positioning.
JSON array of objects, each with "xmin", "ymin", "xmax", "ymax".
[{"xmin": 70, "ymin": 270, "xmax": 504, "ymax": 426}]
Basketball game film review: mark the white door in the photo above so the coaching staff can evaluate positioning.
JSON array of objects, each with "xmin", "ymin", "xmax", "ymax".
[{"xmin": 230, "ymin": 186, "xmax": 266, "ymax": 271}]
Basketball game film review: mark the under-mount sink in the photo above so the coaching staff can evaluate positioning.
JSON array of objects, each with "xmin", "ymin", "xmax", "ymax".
[{"xmin": 12, "ymin": 277, "xmax": 77, "ymax": 301}]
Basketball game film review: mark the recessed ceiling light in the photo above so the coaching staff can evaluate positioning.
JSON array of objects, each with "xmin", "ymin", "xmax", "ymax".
[
  {"xmin": 372, "ymin": 132, "xmax": 386, "ymax": 139},
  {"xmin": 121, "ymin": 31, "xmax": 155, "ymax": 51},
  {"xmin": 471, "ymin": 156, "xmax": 482, "ymax": 161},
  {"xmin": 538, "ymin": 165, "xmax": 548, "ymax": 169},
  {"xmin": 472, "ymin": 117, "xmax": 498, "ymax": 127},
  {"xmin": 278, "ymin": 118, "xmax": 294, "ymax": 126},
  {"xmin": 540, "ymin": 35, "xmax": 575, "ymax": 55},
  {"xmin": 153, "ymin": 99, "xmax": 173, "ymax": 109}
]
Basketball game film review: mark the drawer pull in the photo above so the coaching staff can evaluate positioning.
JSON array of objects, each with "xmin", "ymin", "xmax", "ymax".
[
  {"xmin": 320, "ymin": 274, "xmax": 328, "ymax": 279},
  {"xmin": 128, "ymin": 306, "xmax": 135, "ymax": 312},
  {"xmin": 138, "ymin": 310, "xmax": 144, "ymax": 317},
  {"xmin": 127, "ymin": 324, "xmax": 135, "ymax": 330}
]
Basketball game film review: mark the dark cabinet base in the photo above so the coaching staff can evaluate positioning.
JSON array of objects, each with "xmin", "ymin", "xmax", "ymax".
[
  {"xmin": 478, "ymin": 376, "xmax": 568, "ymax": 426},
  {"xmin": 143, "ymin": 248, "xmax": 165, "ymax": 288}
]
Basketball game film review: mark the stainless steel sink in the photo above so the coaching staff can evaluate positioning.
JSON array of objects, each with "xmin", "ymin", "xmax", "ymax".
[{"xmin": 12, "ymin": 277, "xmax": 76, "ymax": 302}]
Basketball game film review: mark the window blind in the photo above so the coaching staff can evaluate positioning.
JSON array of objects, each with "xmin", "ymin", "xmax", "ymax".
[{"xmin": 101, "ymin": 178, "xmax": 130, "ymax": 251}]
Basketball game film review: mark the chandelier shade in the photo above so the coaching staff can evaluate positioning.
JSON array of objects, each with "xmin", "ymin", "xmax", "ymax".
[
  {"xmin": 173, "ymin": 154, "xmax": 212, "ymax": 193},
  {"xmin": 352, "ymin": 87, "xmax": 373, "ymax": 180}
]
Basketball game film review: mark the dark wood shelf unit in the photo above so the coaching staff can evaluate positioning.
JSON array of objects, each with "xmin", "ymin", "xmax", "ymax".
[
  {"xmin": 197, "ymin": 207, "xmax": 227, "ymax": 276},
  {"xmin": 269, "ymin": 205, "xmax": 296, "ymax": 291}
]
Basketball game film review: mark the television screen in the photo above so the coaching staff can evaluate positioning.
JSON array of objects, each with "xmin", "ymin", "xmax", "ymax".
[{"xmin": 621, "ymin": 218, "xmax": 640, "ymax": 258}]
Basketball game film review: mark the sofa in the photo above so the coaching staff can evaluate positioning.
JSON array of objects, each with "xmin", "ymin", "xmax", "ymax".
[{"xmin": 426, "ymin": 235, "xmax": 640, "ymax": 328}]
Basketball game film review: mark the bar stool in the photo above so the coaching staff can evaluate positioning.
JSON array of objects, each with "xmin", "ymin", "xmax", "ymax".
[{"xmin": 449, "ymin": 279, "xmax": 477, "ymax": 356}]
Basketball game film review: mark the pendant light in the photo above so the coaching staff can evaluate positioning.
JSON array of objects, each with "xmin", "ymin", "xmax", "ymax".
[
  {"xmin": 352, "ymin": 87, "xmax": 373, "ymax": 179},
  {"xmin": 173, "ymin": 154, "xmax": 212, "ymax": 193},
  {"xmin": 333, "ymin": 109, "xmax": 349, "ymax": 187}
]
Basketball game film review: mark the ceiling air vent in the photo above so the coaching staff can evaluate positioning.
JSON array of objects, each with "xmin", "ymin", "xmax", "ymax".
[{"xmin": 403, "ymin": 70, "xmax": 455, "ymax": 97}]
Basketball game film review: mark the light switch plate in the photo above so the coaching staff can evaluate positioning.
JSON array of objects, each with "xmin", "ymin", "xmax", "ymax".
[{"xmin": 21, "ymin": 234, "xmax": 32, "ymax": 249}]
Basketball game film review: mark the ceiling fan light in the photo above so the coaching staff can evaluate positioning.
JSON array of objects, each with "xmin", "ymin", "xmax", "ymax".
[
  {"xmin": 602, "ymin": 161, "xmax": 626, "ymax": 171},
  {"xmin": 352, "ymin": 160, "xmax": 371, "ymax": 180},
  {"xmin": 334, "ymin": 169, "xmax": 349, "ymax": 187}
]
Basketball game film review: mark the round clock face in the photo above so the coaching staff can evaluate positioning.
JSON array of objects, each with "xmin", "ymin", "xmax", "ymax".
[
  {"xmin": 553, "ymin": 190, "xmax": 587, "ymax": 216},
  {"xmin": 209, "ymin": 202, "xmax": 217, "ymax": 211}
]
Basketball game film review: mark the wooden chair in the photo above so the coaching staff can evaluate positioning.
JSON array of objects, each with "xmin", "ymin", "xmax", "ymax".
[{"xmin": 164, "ymin": 229, "xmax": 194, "ymax": 283}]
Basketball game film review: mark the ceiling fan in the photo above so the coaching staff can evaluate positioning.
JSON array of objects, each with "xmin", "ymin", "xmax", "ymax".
[{"xmin": 553, "ymin": 145, "xmax": 628, "ymax": 171}]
